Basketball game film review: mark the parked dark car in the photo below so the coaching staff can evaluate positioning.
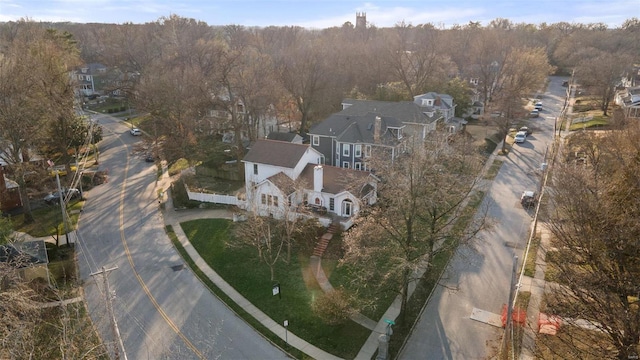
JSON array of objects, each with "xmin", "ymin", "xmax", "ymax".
[
  {"xmin": 520, "ymin": 191, "xmax": 537, "ymax": 208},
  {"xmin": 44, "ymin": 188, "xmax": 80, "ymax": 205}
]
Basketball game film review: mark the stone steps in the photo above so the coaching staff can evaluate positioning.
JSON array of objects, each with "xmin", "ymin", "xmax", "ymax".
[{"xmin": 312, "ymin": 223, "xmax": 341, "ymax": 257}]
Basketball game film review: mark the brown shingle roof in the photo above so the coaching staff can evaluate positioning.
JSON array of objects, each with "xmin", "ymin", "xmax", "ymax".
[
  {"xmin": 243, "ymin": 139, "xmax": 311, "ymax": 168},
  {"xmin": 299, "ymin": 164, "xmax": 373, "ymax": 195},
  {"xmin": 266, "ymin": 172, "xmax": 305, "ymax": 195}
]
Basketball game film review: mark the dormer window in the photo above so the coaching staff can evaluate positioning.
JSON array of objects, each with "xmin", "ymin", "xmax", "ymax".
[{"xmin": 388, "ymin": 128, "xmax": 403, "ymax": 140}]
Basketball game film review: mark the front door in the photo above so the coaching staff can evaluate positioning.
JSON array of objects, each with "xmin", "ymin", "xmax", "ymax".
[{"xmin": 342, "ymin": 200, "xmax": 352, "ymax": 217}]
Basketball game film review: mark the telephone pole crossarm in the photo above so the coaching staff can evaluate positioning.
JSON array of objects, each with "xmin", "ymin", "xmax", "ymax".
[{"xmin": 90, "ymin": 266, "xmax": 127, "ymax": 360}]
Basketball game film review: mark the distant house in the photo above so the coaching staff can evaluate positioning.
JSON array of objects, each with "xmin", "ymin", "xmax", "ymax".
[
  {"xmin": 208, "ymin": 96, "xmax": 281, "ymax": 143},
  {"xmin": 266, "ymin": 131, "xmax": 303, "ymax": 144},
  {"xmin": 615, "ymin": 85, "xmax": 640, "ymax": 119},
  {"xmin": 242, "ymin": 139, "xmax": 377, "ymax": 228},
  {"xmin": 72, "ymin": 63, "xmax": 107, "ymax": 97},
  {"xmin": 0, "ymin": 240, "xmax": 50, "ymax": 283},
  {"xmin": 0, "ymin": 167, "xmax": 22, "ymax": 213},
  {"xmin": 309, "ymin": 92, "xmax": 464, "ymax": 170}
]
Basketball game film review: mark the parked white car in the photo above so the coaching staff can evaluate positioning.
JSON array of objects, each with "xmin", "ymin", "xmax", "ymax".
[
  {"xmin": 130, "ymin": 128, "xmax": 141, "ymax": 136},
  {"xmin": 534, "ymin": 101, "xmax": 542, "ymax": 111},
  {"xmin": 514, "ymin": 131, "xmax": 527, "ymax": 143}
]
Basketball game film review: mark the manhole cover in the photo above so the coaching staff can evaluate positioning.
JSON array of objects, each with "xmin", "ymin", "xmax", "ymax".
[{"xmin": 170, "ymin": 264, "xmax": 184, "ymax": 271}]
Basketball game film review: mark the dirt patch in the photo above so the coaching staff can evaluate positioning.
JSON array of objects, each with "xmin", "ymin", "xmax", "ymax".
[{"xmin": 465, "ymin": 120, "xmax": 500, "ymax": 149}]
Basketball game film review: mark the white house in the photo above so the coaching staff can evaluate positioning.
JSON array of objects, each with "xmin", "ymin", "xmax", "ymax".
[
  {"xmin": 242, "ymin": 139, "xmax": 377, "ymax": 228},
  {"xmin": 71, "ymin": 63, "xmax": 107, "ymax": 97},
  {"xmin": 615, "ymin": 86, "xmax": 640, "ymax": 119}
]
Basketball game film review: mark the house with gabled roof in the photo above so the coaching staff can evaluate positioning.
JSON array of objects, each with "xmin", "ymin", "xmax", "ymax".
[
  {"xmin": 615, "ymin": 85, "xmax": 640, "ymax": 119},
  {"xmin": 310, "ymin": 92, "xmax": 461, "ymax": 169},
  {"xmin": 72, "ymin": 63, "xmax": 107, "ymax": 97},
  {"xmin": 0, "ymin": 240, "xmax": 50, "ymax": 283},
  {"xmin": 0, "ymin": 173, "xmax": 22, "ymax": 213},
  {"xmin": 242, "ymin": 139, "xmax": 377, "ymax": 228},
  {"xmin": 266, "ymin": 131, "xmax": 303, "ymax": 144},
  {"xmin": 308, "ymin": 112, "xmax": 406, "ymax": 170}
]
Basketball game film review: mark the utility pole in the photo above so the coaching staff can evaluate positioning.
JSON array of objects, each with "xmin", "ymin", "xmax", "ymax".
[
  {"xmin": 49, "ymin": 160, "xmax": 71, "ymax": 246},
  {"xmin": 90, "ymin": 266, "xmax": 128, "ymax": 360},
  {"xmin": 55, "ymin": 171, "xmax": 70, "ymax": 244},
  {"xmin": 502, "ymin": 255, "xmax": 518, "ymax": 360}
]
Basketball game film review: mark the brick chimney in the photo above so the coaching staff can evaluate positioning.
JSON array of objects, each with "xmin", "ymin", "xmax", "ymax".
[
  {"xmin": 313, "ymin": 165, "xmax": 323, "ymax": 192},
  {"xmin": 374, "ymin": 116, "xmax": 381, "ymax": 142}
]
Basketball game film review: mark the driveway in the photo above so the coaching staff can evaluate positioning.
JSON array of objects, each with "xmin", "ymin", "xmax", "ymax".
[
  {"xmin": 76, "ymin": 113, "xmax": 289, "ymax": 359},
  {"xmin": 398, "ymin": 77, "xmax": 567, "ymax": 359}
]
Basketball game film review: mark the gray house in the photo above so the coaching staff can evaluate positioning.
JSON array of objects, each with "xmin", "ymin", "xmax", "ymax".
[
  {"xmin": 309, "ymin": 112, "xmax": 405, "ymax": 170},
  {"xmin": 309, "ymin": 92, "xmax": 459, "ymax": 169}
]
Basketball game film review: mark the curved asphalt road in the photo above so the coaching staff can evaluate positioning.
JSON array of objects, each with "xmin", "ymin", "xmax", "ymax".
[
  {"xmin": 399, "ymin": 77, "xmax": 568, "ymax": 359},
  {"xmin": 76, "ymin": 113, "xmax": 289, "ymax": 360}
]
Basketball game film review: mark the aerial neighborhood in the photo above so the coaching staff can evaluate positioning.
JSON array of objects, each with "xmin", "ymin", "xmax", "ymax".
[{"xmin": 1, "ymin": 12, "xmax": 639, "ymax": 360}]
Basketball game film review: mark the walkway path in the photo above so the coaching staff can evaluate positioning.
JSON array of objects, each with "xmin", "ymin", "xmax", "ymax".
[
  {"xmin": 518, "ymin": 225, "xmax": 551, "ymax": 359},
  {"xmin": 157, "ymin": 165, "xmax": 342, "ymax": 360},
  {"xmin": 156, "ymin": 136, "xmax": 504, "ymax": 359}
]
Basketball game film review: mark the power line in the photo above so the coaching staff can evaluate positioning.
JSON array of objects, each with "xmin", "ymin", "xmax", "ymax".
[{"xmin": 90, "ymin": 266, "xmax": 128, "ymax": 360}]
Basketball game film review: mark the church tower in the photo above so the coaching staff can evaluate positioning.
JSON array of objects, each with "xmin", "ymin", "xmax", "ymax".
[{"xmin": 356, "ymin": 12, "xmax": 367, "ymax": 29}]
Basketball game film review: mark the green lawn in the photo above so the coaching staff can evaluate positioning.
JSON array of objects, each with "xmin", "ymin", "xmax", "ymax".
[
  {"xmin": 523, "ymin": 235, "xmax": 540, "ymax": 277},
  {"xmin": 569, "ymin": 118, "xmax": 608, "ymax": 131},
  {"xmin": 176, "ymin": 190, "xmax": 487, "ymax": 359},
  {"xmin": 12, "ymin": 199, "xmax": 84, "ymax": 237},
  {"xmin": 180, "ymin": 219, "xmax": 370, "ymax": 359}
]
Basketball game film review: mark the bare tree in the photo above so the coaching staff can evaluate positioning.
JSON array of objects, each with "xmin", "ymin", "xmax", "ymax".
[
  {"xmin": 576, "ymin": 50, "xmax": 633, "ymax": 116},
  {"xmin": 274, "ymin": 36, "xmax": 329, "ymax": 134},
  {"xmin": 0, "ymin": 21, "xmax": 81, "ymax": 223},
  {"xmin": 487, "ymin": 46, "xmax": 555, "ymax": 152},
  {"xmin": 233, "ymin": 215, "xmax": 286, "ymax": 282},
  {"xmin": 342, "ymin": 134, "xmax": 487, "ymax": 320},
  {"xmin": 383, "ymin": 22, "xmax": 457, "ymax": 98},
  {"xmin": 543, "ymin": 124, "xmax": 640, "ymax": 359}
]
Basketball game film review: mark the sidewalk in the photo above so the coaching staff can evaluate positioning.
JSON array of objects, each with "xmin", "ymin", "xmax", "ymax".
[
  {"xmin": 157, "ymin": 139, "xmax": 503, "ymax": 360},
  {"xmin": 518, "ymin": 82, "xmax": 576, "ymax": 359},
  {"xmin": 518, "ymin": 224, "xmax": 551, "ymax": 360},
  {"xmin": 157, "ymin": 165, "xmax": 341, "ymax": 360}
]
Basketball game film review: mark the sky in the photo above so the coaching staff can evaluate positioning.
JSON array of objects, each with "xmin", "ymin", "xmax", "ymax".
[{"xmin": 0, "ymin": 0, "xmax": 638, "ymax": 29}]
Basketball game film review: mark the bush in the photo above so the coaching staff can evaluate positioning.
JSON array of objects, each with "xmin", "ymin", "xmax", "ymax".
[
  {"xmin": 311, "ymin": 287, "xmax": 357, "ymax": 325},
  {"xmin": 483, "ymin": 135, "xmax": 499, "ymax": 154},
  {"xmin": 168, "ymin": 158, "xmax": 190, "ymax": 176},
  {"xmin": 171, "ymin": 179, "xmax": 203, "ymax": 209}
]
